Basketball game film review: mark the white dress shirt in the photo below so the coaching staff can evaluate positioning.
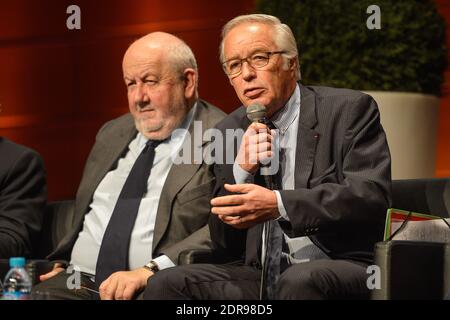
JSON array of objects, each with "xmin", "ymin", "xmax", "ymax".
[{"xmin": 70, "ymin": 103, "xmax": 197, "ymax": 276}]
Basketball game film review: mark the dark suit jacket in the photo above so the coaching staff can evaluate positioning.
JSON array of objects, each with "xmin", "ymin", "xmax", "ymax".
[
  {"xmin": 48, "ymin": 100, "xmax": 226, "ymax": 264},
  {"xmin": 0, "ymin": 138, "xmax": 47, "ymax": 258},
  {"xmin": 210, "ymin": 85, "xmax": 392, "ymax": 265}
]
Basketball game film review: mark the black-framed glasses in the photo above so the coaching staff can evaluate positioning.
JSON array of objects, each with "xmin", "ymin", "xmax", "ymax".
[{"xmin": 222, "ymin": 51, "xmax": 286, "ymax": 77}]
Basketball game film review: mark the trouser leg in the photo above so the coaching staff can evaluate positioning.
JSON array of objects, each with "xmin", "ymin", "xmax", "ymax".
[
  {"xmin": 144, "ymin": 263, "xmax": 261, "ymax": 300},
  {"xmin": 276, "ymin": 259, "xmax": 370, "ymax": 300}
]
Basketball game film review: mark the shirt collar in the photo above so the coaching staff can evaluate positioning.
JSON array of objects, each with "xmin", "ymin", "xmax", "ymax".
[{"xmin": 270, "ymin": 84, "xmax": 300, "ymax": 135}]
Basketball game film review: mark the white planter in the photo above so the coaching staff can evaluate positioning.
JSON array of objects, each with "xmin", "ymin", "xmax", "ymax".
[{"xmin": 364, "ymin": 91, "xmax": 440, "ymax": 179}]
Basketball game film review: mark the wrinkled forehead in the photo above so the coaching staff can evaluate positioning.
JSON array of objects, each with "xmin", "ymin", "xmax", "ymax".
[
  {"xmin": 122, "ymin": 47, "xmax": 167, "ymax": 77},
  {"xmin": 123, "ymin": 59, "xmax": 158, "ymax": 76},
  {"xmin": 223, "ymin": 22, "xmax": 277, "ymax": 59}
]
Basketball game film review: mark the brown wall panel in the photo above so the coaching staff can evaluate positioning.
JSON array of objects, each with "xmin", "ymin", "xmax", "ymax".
[
  {"xmin": 0, "ymin": 45, "xmax": 76, "ymax": 118},
  {"xmin": 0, "ymin": 0, "xmax": 254, "ymax": 200},
  {"xmin": 7, "ymin": 0, "xmax": 445, "ymax": 203},
  {"xmin": 436, "ymin": 0, "xmax": 450, "ymax": 177}
]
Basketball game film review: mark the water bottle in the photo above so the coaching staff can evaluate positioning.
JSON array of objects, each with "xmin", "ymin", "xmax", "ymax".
[{"xmin": 2, "ymin": 257, "xmax": 32, "ymax": 300}]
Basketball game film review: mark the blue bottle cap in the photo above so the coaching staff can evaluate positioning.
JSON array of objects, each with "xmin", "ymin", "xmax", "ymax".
[{"xmin": 9, "ymin": 257, "xmax": 26, "ymax": 268}]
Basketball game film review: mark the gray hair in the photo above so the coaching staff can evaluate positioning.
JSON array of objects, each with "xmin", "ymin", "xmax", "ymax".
[
  {"xmin": 168, "ymin": 40, "xmax": 198, "ymax": 74},
  {"xmin": 219, "ymin": 14, "xmax": 301, "ymax": 80},
  {"xmin": 166, "ymin": 40, "xmax": 199, "ymax": 97}
]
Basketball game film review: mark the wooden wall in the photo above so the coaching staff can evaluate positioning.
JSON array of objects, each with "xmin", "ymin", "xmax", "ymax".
[
  {"xmin": 435, "ymin": 0, "xmax": 450, "ymax": 178},
  {"xmin": 1, "ymin": 1, "xmax": 449, "ymax": 201},
  {"xmin": 0, "ymin": 0, "xmax": 253, "ymax": 200}
]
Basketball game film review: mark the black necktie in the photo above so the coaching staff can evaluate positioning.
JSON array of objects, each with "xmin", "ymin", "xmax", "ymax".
[
  {"xmin": 95, "ymin": 140, "xmax": 160, "ymax": 288},
  {"xmin": 262, "ymin": 217, "xmax": 283, "ymax": 299}
]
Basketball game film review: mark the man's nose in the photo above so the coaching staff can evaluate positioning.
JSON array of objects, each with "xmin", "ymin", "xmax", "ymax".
[
  {"xmin": 135, "ymin": 84, "xmax": 149, "ymax": 103},
  {"xmin": 241, "ymin": 61, "xmax": 256, "ymax": 81}
]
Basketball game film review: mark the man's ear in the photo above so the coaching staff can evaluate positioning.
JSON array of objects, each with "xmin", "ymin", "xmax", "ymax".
[
  {"xmin": 289, "ymin": 57, "xmax": 297, "ymax": 71},
  {"xmin": 287, "ymin": 57, "xmax": 298, "ymax": 79},
  {"xmin": 183, "ymin": 68, "xmax": 197, "ymax": 99}
]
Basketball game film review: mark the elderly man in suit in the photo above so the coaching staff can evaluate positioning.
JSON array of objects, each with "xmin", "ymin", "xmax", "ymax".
[
  {"xmin": 0, "ymin": 137, "xmax": 46, "ymax": 258},
  {"xmin": 33, "ymin": 32, "xmax": 225, "ymax": 300},
  {"xmin": 144, "ymin": 14, "xmax": 391, "ymax": 300}
]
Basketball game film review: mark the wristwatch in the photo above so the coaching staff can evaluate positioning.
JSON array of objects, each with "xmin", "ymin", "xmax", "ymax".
[{"xmin": 144, "ymin": 261, "xmax": 160, "ymax": 273}]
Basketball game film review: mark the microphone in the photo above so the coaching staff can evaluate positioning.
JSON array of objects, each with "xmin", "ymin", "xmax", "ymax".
[
  {"xmin": 246, "ymin": 103, "xmax": 267, "ymax": 123},
  {"xmin": 246, "ymin": 103, "xmax": 274, "ymax": 190}
]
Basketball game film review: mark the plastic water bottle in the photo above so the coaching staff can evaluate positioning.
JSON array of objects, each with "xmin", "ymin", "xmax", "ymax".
[{"xmin": 2, "ymin": 257, "xmax": 32, "ymax": 300}]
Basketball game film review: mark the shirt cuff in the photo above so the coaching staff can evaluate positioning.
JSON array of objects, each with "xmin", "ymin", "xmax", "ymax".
[
  {"xmin": 274, "ymin": 191, "xmax": 290, "ymax": 221},
  {"xmin": 233, "ymin": 162, "xmax": 255, "ymax": 184},
  {"xmin": 151, "ymin": 255, "xmax": 176, "ymax": 271}
]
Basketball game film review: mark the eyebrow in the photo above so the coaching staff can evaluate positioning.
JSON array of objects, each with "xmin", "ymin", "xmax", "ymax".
[
  {"xmin": 225, "ymin": 48, "xmax": 269, "ymax": 62},
  {"xmin": 123, "ymin": 72, "xmax": 155, "ymax": 81}
]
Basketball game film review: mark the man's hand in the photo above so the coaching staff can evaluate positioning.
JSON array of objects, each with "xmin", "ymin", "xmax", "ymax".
[
  {"xmin": 99, "ymin": 268, "xmax": 153, "ymax": 300},
  {"xmin": 39, "ymin": 263, "xmax": 65, "ymax": 282},
  {"xmin": 237, "ymin": 122, "xmax": 275, "ymax": 174},
  {"xmin": 211, "ymin": 183, "xmax": 279, "ymax": 229}
]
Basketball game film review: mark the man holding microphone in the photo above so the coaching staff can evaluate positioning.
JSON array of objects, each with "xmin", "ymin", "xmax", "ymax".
[{"xmin": 144, "ymin": 14, "xmax": 392, "ymax": 300}]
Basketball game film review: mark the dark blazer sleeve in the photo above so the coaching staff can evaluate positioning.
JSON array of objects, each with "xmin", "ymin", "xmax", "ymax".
[
  {"xmin": 208, "ymin": 110, "xmax": 249, "ymax": 260},
  {"xmin": 209, "ymin": 164, "xmax": 248, "ymax": 260},
  {"xmin": 279, "ymin": 94, "xmax": 391, "ymax": 240},
  {"xmin": 0, "ymin": 147, "xmax": 47, "ymax": 258}
]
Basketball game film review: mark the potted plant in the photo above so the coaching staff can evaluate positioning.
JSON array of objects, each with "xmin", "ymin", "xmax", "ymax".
[{"xmin": 256, "ymin": 0, "xmax": 447, "ymax": 179}]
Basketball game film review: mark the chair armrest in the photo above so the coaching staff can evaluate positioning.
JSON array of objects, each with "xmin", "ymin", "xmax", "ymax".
[
  {"xmin": 372, "ymin": 241, "xmax": 449, "ymax": 300},
  {"xmin": 178, "ymin": 249, "xmax": 240, "ymax": 265},
  {"xmin": 37, "ymin": 200, "xmax": 75, "ymax": 258},
  {"xmin": 47, "ymin": 200, "xmax": 75, "ymax": 249}
]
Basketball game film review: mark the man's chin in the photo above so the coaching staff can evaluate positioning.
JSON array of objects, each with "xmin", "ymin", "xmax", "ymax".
[
  {"xmin": 136, "ymin": 121, "xmax": 166, "ymax": 140},
  {"xmin": 244, "ymin": 99, "xmax": 268, "ymax": 109},
  {"xmin": 141, "ymin": 131, "xmax": 169, "ymax": 141},
  {"xmin": 136, "ymin": 114, "xmax": 185, "ymax": 141}
]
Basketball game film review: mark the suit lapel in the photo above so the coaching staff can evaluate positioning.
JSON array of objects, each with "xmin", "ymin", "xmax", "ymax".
[
  {"xmin": 152, "ymin": 101, "xmax": 209, "ymax": 252},
  {"xmin": 295, "ymin": 85, "xmax": 319, "ymax": 189}
]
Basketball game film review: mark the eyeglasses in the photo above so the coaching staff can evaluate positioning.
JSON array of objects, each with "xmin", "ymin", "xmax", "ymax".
[{"xmin": 222, "ymin": 51, "xmax": 286, "ymax": 77}]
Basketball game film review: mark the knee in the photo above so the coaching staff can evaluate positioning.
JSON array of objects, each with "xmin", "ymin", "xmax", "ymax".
[{"xmin": 277, "ymin": 267, "xmax": 327, "ymax": 300}]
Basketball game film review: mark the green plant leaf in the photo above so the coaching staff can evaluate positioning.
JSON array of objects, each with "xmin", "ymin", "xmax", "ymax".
[{"xmin": 256, "ymin": 0, "xmax": 447, "ymax": 96}]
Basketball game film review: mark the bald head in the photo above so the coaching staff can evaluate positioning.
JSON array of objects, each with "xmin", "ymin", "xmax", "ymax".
[
  {"xmin": 129, "ymin": 31, "xmax": 182, "ymax": 50},
  {"xmin": 123, "ymin": 32, "xmax": 198, "ymax": 78}
]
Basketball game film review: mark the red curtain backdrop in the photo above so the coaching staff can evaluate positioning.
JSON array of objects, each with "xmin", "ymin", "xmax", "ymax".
[{"xmin": 0, "ymin": 1, "xmax": 448, "ymax": 201}]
